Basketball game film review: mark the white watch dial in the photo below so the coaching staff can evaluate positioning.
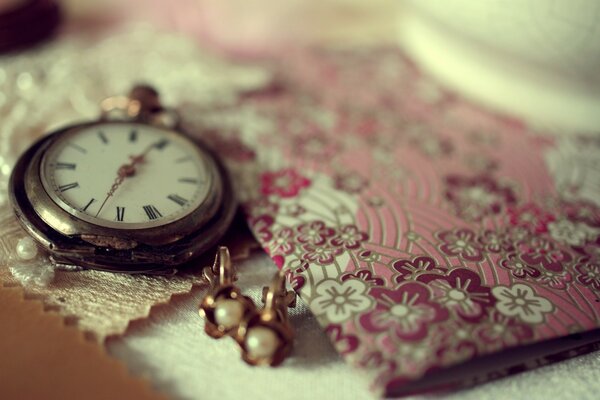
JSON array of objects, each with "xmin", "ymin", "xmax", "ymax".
[{"xmin": 40, "ymin": 122, "xmax": 212, "ymax": 229}]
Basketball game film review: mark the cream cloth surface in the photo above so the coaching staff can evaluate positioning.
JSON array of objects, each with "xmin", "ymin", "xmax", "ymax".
[{"xmin": 107, "ymin": 253, "xmax": 600, "ymax": 400}]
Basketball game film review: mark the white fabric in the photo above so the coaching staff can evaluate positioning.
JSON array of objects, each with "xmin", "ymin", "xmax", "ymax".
[{"xmin": 108, "ymin": 253, "xmax": 600, "ymax": 400}]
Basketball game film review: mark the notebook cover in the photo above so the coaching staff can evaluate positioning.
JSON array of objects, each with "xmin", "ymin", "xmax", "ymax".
[{"xmin": 189, "ymin": 48, "xmax": 600, "ymax": 396}]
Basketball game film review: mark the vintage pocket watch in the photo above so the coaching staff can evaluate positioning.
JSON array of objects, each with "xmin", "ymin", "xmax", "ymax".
[{"xmin": 8, "ymin": 86, "xmax": 237, "ymax": 274}]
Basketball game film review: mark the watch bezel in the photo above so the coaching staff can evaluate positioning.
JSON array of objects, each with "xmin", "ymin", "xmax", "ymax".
[{"xmin": 9, "ymin": 120, "xmax": 238, "ymax": 273}]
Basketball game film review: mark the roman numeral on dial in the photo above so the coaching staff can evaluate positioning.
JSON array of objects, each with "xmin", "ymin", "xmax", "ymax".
[
  {"xmin": 129, "ymin": 130, "xmax": 137, "ymax": 142},
  {"xmin": 55, "ymin": 162, "xmax": 76, "ymax": 170},
  {"xmin": 167, "ymin": 194, "xmax": 188, "ymax": 206},
  {"xmin": 143, "ymin": 205, "xmax": 162, "ymax": 220},
  {"xmin": 98, "ymin": 131, "xmax": 109, "ymax": 144},
  {"xmin": 82, "ymin": 198, "xmax": 95, "ymax": 212},
  {"xmin": 178, "ymin": 178, "xmax": 198, "ymax": 184},
  {"xmin": 67, "ymin": 143, "xmax": 86, "ymax": 153},
  {"xmin": 154, "ymin": 139, "xmax": 169, "ymax": 150},
  {"xmin": 58, "ymin": 182, "xmax": 79, "ymax": 192},
  {"xmin": 116, "ymin": 206, "xmax": 125, "ymax": 222},
  {"xmin": 175, "ymin": 156, "xmax": 191, "ymax": 163}
]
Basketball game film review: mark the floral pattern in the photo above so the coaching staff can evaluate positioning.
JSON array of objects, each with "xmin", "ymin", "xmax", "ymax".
[
  {"xmin": 492, "ymin": 284, "xmax": 553, "ymax": 324},
  {"xmin": 249, "ymin": 215, "xmax": 274, "ymax": 242},
  {"xmin": 326, "ymin": 324, "xmax": 360, "ymax": 355},
  {"xmin": 477, "ymin": 310, "xmax": 534, "ymax": 349},
  {"xmin": 333, "ymin": 172, "xmax": 368, "ymax": 194},
  {"xmin": 477, "ymin": 229, "xmax": 514, "ymax": 253},
  {"xmin": 269, "ymin": 227, "xmax": 295, "ymax": 256},
  {"xmin": 575, "ymin": 258, "xmax": 600, "ymax": 291},
  {"xmin": 310, "ymin": 279, "xmax": 372, "ymax": 323},
  {"xmin": 296, "ymin": 220, "xmax": 335, "ymax": 245},
  {"xmin": 202, "ymin": 48, "xmax": 600, "ymax": 395},
  {"xmin": 341, "ymin": 269, "xmax": 385, "ymax": 286},
  {"xmin": 418, "ymin": 268, "xmax": 495, "ymax": 322},
  {"xmin": 392, "ymin": 256, "xmax": 446, "ymax": 283},
  {"xmin": 548, "ymin": 219, "xmax": 598, "ymax": 247},
  {"xmin": 536, "ymin": 269, "xmax": 572, "ymax": 290},
  {"xmin": 436, "ymin": 228, "xmax": 484, "ymax": 262},
  {"xmin": 508, "ymin": 203, "xmax": 555, "ymax": 233},
  {"xmin": 359, "ymin": 282, "xmax": 448, "ymax": 341},
  {"xmin": 563, "ymin": 200, "xmax": 600, "ymax": 228},
  {"xmin": 260, "ymin": 168, "xmax": 311, "ymax": 198},
  {"xmin": 445, "ymin": 175, "xmax": 516, "ymax": 221},
  {"xmin": 499, "ymin": 252, "xmax": 540, "ymax": 279},
  {"xmin": 517, "ymin": 237, "xmax": 572, "ymax": 272},
  {"xmin": 301, "ymin": 243, "xmax": 343, "ymax": 265},
  {"xmin": 330, "ymin": 224, "xmax": 368, "ymax": 249}
]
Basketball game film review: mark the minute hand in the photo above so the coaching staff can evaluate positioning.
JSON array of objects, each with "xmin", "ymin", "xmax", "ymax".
[{"xmin": 93, "ymin": 140, "xmax": 161, "ymax": 218}]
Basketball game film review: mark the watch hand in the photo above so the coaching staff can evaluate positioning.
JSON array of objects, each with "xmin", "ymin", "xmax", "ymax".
[
  {"xmin": 94, "ymin": 142, "xmax": 159, "ymax": 218},
  {"xmin": 94, "ymin": 168, "xmax": 127, "ymax": 218}
]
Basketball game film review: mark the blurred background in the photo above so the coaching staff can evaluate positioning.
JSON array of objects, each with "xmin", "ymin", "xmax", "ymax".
[{"xmin": 3, "ymin": 0, "xmax": 600, "ymax": 131}]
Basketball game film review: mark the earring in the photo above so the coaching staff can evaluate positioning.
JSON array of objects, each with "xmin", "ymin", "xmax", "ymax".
[
  {"xmin": 199, "ymin": 246, "xmax": 256, "ymax": 339},
  {"xmin": 235, "ymin": 270, "xmax": 296, "ymax": 367}
]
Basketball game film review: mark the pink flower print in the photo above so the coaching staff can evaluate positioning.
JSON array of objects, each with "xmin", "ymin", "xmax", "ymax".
[
  {"xmin": 269, "ymin": 227, "xmax": 295, "ymax": 256},
  {"xmin": 284, "ymin": 269, "xmax": 306, "ymax": 291},
  {"xmin": 341, "ymin": 269, "xmax": 385, "ymax": 286},
  {"xmin": 536, "ymin": 269, "xmax": 572, "ymax": 290},
  {"xmin": 293, "ymin": 133, "xmax": 338, "ymax": 159},
  {"xmin": 477, "ymin": 310, "xmax": 534, "ymax": 349},
  {"xmin": 281, "ymin": 204, "xmax": 306, "ymax": 217},
  {"xmin": 325, "ymin": 324, "xmax": 360, "ymax": 355},
  {"xmin": 410, "ymin": 133, "xmax": 453, "ymax": 158},
  {"xmin": 436, "ymin": 228, "xmax": 484, "ymax": 262},
  {"xmin": 272, "ymin": 254, "xmax": 285, "ymax": 269},
  {"xmin": 434, "ymin": 320, "xmax": 479, "ymax": 363},
  {"xmin": 260, "ymin": 168, "xmax": 311, "ymax": 198},
  {"xmin": 392, "ymin": 255, "xmax": 446, "ymax": 283},
  {"xmin": 333, "ymin": 172, "xmax": 369, "ymax": 194},
  {"xmin": 563, "ymin": 200, "xmax": 600, "ymax": 228},
  {"xmin": 517, "ymin": 237, "xmax": 572, "ymax": 272},
  {"xmin": 297, "ymin": 220, "xmax": 335, "ymax": 245},
  {"xmin": 582, "ymin": 236, "xmax": 600, "ymax": 259},
  {"xmin": 575, "ymin": 258, "xmax": 600, "ymax": 291},
  {"xmin": 491, "ymin": 284, "xmax": 553, "ymax": 324},
  {"xmin": 249, "ymin": 214, "xmax": 274, "ymax": 242},
  {"xmin": 477, "ymin": 229, "xmax": 514, "ymax": 253},
  {"xmin": 418, "ymin": 268, "xmax": 495, "ymax": 322},
  {"xmin": 330, "ymin": 224, "xmax": 369, "ymax": 249},
  {"xmin": 505, "ymin": 226, "xmax": 532, "ymax": 245},
  {"xmin": 359, "ymin": 282, "xmax": 448, "ymax": 341},
  {"xmin": 357, "ymin": 351, "xmax": 398, "ymax": 387},
  {"xmin": 310, "ymin": 279, "xmax": 372, "ymax": 323},
  {"xmin": 507, "ymin": 203, "xmax": 555, "ymax": 234},
  {"xmin": 445, "ymin": 174, "xmax": 516, "ymax": 221},
  {"xmin": 358, "ymin": 249, "xmax": 381, "ymax": 263},
  {"xmin": 548, "ymin": 218, "xmax": 598, "ymax": 247},
  {"xmin": 302, "ymin": 243, "xmax": 343, "ymax": 265},
  {"xmin": 499, "ymin": 253, "xmax": 540, "ymax": 279}
]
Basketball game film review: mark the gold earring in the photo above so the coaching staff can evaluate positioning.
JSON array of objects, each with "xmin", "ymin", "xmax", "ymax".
[
  {"xmin": 199, "ymin": 247, "xmax": 256, "ymax": 339},
  {"xmin": 235, "ymin": 270, "xmax": 296, "ymax": 367}
]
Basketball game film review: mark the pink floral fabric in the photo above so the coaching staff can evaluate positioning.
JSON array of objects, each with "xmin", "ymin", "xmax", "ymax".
[{"xmin": 188, "ymin": 49, "xmax": 600, "ymax": 396}]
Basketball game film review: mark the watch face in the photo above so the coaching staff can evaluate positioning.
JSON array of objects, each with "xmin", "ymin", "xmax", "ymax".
[{"xmin": 40, "ymin": 122, "xmax": 213, "ymax": 229}]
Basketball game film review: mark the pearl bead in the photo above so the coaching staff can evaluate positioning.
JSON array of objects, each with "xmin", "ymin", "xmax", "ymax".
[
  {"xmin": 214, "ymin": 298, "xmax": 244, "ymax": 329},
  {"xmin": 245, "ymin": 326, "xmax": 279, "ymax": 360},
  {"xmin": 16, "ymin": 237, "xmax": 38, "ymax": 261}
]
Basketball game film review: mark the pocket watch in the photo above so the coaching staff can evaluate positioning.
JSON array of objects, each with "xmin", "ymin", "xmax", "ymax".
[{"xmin": 8, "ymin": 85, "xmax": 237, "ymax": 274}]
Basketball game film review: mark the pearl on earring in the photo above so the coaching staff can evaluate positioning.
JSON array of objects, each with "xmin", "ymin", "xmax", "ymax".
[
  {"xmin": 214, "ymin": 298, "xmax": 245, "ymax": 329},
  {"xmin": 245, "ymin": 326, "xmax": 280, "ymax": 360}
]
